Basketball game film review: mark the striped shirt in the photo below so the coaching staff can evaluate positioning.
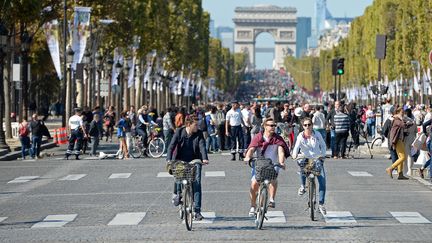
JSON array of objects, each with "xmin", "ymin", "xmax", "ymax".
[{"xmin": 334, "ymin": 112, "xmax": 351, "ymax": 133}]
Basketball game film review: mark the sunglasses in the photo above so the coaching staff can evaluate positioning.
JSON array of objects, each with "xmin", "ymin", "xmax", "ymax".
[
  {"xmin": 303, "ymin": 123, "xmax": 312, "ymax": 127},
  {"xmin": 266, "ymin": 124, "xmax": 277, "ymax": 127}
]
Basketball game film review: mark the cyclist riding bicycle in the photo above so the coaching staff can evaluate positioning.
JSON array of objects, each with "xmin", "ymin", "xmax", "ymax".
[
  {"xmin": 244, "ymin": 117, "xmax": 289, "ymax": 216},
  {"xmin": 166, "ymin": 115, "xmax": 209, "ymax": 221},
  {"xmin": 292, "ymin": 117, "xmax": 327, "ymax": 215},
  {"xmin": 136, "ymin": 106, "xmax": 157, "ymax": 155}
]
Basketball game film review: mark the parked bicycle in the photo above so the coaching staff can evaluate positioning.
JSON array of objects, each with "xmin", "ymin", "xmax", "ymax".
[
  {"xmin": 168, "ymin": 159, "xmax": 202, "ymax": 231},
  {"xmin": 248, "ymin": 158, "xmax": 283, "ymax": 229},
  {"xmin": 129, "ymin": 126, "xmax": 165, "ymax": 158}
]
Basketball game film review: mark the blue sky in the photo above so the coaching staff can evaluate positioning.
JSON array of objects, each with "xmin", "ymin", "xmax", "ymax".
[{"xmin": 203, "ymin": 0, "xmax": 374, "ymax": 69}]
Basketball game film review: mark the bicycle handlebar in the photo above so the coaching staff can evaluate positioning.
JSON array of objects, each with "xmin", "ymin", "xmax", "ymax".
[{"xmin": 248, "ymin": 158, "xmax": 285, "ymax": 169}]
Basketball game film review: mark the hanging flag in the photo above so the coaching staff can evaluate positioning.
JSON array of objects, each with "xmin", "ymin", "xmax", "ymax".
[
  {"xmin": 128, "ymin": 36, "xmax": 140, "ymax": 88},
  {"xmin": 184, "ymin": 78, "xmax": 190, "ymax": 97},
  {"xmin": 413, "ymin": 74, "xmax": 420, "ymax": 92},
  {"xmin": 71, "ymin": 6, "xmax": 92, "ymax": 70},
  {"xmin": 43, "ymin": 19, "xmax": 62, "ymax": 80},
  {"xmin": 111, "ymin": 48, "xmax": 123, "ymax": 86}
]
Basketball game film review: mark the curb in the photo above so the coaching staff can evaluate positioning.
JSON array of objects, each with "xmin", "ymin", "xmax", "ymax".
[{"xmin": 0, "ymin": 142, "xmax": 58, "ymax": 161}]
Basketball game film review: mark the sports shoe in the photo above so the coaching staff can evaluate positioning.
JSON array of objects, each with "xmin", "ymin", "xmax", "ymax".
[
  {"xmin": 319, "ymin": 204, "xmax": 327, "ymax": 215},
  {"xmin": 172, "ymin": 194, "xmax": 181, "ymax": 206},
  {"xmin": 268, "ymin": 200, "xmax": 275, "ymax": 208},
  {"xmin": 298, "ymin": 185, "xmax": 306, "ymax": 196},
  {"xmin": 194, "ymin": 212, "xmax": 204, "ymax": 221},
  {"xmin": 248, "ymin": 207, "xmax": 256, "ymax": 217}
]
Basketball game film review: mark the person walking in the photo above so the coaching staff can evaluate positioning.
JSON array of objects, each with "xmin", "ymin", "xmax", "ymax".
[
  {"xmin": 226, "ymin": 101, "xmax": 245, "ymax": 161},
  {"xmin": 65, "ymin": 108, "xmax": 87, "ymax": 160},
  {"xmin": 163, "ymin": 107, "xmax": 175, "ymax": 154},
  {"xmin": 29, "ymin": 114, "xmax": 44, "ymax": 159},
  {"xmin": 312, "ymin": 105, "xmax": 327, "ymax": 142},
  {"xmin": 18, "ymin": 118, "xmax": 30, "ymax": 160},
  {"xmin": 215, "ymin": 104, "xmax": 226, "ymax": 150},
  {"xmin": 116, "ymin": 111, "xmax": 129, "ymax": 159},
  {"xmin": 386, "ymin": 107, "xmax": 412, "ymax": 180},
  {"xmin": 250, "ymin": 106, "xmax": 263, "ymax": 140},
  {"xmin": 333, "ymin": 105, "xmax": 351, "ymax": 159},
  {"xmin": 88, "ymin": 113, "xmax": 101, "ymax": 156}
]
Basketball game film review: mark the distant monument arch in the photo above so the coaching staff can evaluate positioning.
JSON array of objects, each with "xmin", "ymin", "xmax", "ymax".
[{"xmin": 233, "ymin": 5, "xmax": 297, "ymax": 70}]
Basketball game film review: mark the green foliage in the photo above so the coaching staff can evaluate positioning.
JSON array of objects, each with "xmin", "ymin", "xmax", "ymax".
[{"xmin": 287, "ymin": 0, "xmax": 432, "ymax": 91}]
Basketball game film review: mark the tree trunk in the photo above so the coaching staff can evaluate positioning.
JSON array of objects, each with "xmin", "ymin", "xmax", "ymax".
[{"xmin": 4, "ymin": 37, "xmax": 12, "ymax": 138}]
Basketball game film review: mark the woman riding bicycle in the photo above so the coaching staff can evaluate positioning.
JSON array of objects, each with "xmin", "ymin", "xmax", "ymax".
[
  {"xmin": 244, "ymin": 117, "xmax": 289, "ymax": 216},
  {"xmin": 166, "ymin": 115, "xmax": 209, "ymax": 221},
  {"xmin": 292, "ymin": 117, "xmax": 327, "ymax": 215}
]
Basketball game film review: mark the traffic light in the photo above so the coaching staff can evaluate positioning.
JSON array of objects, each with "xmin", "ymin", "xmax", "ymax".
[
  {"xmin": 284, "ymin": 89, "xmax": 289, "ymax": 96},
  {"xmin": 291, "ymin": 85, "xmax": 295, "ymax": 92},
  {"xmin": 403, "ymin": 88, "xmax": 408, "ymax": 97},
  {"xmin": 337, "ymin": 58, "xmax": 345, "ymax": 75}
]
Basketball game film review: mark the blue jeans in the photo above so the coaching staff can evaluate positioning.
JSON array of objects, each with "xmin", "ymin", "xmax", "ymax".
[
  {"xmin": 315, "ymin": 129, "xmax": 326, "ymax": 142},
  {"xmin": 367, "ymin": 121, "xmax": 375, "ymax": 138},
  {"xmin": 299, "ymin": 159, "xmax": 326, "ymax": 205},
  {"xmin": 330, "ymin": 130, "xmax": 336, "ymax": 157},
  {"xmin": 30, "ymin": 136, "xmax": 41, "ymax": 158},
  {"xmin": 174, "ymin": 163, "xmax": 203, "ymax": 213},
  {"xmin": 20, "ymin": 137, "xmax": 30, "ymax": 159}
]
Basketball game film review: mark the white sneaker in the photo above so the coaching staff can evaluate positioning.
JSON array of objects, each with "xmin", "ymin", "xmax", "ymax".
[
  {"xmin": 298, "ymin": 185, "xmax": 306, "ymax": 196},
  {"xmin": 248, "ymin": 207, "xmax": 256, "ymax": 217},
  {"xmin": 319, "ymin": 204, "xmax": 327, "ymax": 215}
]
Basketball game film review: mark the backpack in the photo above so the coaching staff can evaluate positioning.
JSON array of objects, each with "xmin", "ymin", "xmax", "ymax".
[
  {"xmin": 215, "ymin": 110, "xmax": 225, "ymax": 126},
  {"xmin": 19, "ymin": 124, "xmax": 29, "ymax": 137}
]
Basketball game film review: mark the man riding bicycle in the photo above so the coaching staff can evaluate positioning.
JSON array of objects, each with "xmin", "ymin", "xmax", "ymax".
[
  {"xmin": 166, "ymin": 115, "xmax": 209, "ymax": 220},
  {"xmin": 244, "ymin": 118, "xmax": 289, "ymax": 216},
  {"xmin": 292, "ymin": 117, "xmax": 327, "ymax": 215}
]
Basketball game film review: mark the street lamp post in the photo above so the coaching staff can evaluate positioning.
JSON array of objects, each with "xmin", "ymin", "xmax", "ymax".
[
  {"xmin": 65, "ymin": 45, "xmax": 74, "ymax": 126},
  {"xmin": 20, "ymin": 31, "xmax": 32, "ymax": 120},
  {"xmin": 106, "ymin": 57, "xmax": 113, "ymax": 106},
  {"xmin": 95, "ymin": 51, "xmax": 103, "ymax": 107},
  {"xmin": 83, "ymin": 49, "xmax": 91, "ymax": 108},
  {"xmin": 115, "ymin": 60, "xmax": 123, "ymax": 115},
  {"xmin": 124, "ymin": 59, "xmax": 130, "ymax": 111},
  {"xmin": 0, "ymin": 23, "xmax": 10, "ymax": 151}
]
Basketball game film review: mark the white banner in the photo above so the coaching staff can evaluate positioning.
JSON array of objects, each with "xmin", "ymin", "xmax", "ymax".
[
  {"xmin": 43, "ymin": 19, "xmax": 62, "ymax": 80},
  {"xmin": 71, "ymin": 7, "xmax": 91, "ymax": 70},
  {"xmin": 128, "ymin": 36, "xmax": 140, "ymax": 88},
  {"xmin": 111, "ymin": 48, "xmax": 123, "ymax": 86}
]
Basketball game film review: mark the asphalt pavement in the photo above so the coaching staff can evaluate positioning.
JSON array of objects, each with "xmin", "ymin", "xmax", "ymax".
[{"xmin": 0, "ymin": 143, "xmax": 431, "ymax": 242}]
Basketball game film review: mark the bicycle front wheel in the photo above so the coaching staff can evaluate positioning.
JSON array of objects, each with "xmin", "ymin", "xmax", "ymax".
[
  {"xmin": 308, "ymin": 178, "xmax": 316, "ymax": 221},
  {"xmin": 129, "ymin": 139, "xmax": 143, "ymax": 158},
  {"xmin": 148, "ymin": 138, "xmax": 165, "ymax": 158},
  {"xmin": 370, "ymin": 137, "xmax": 382, "ymax": 149},
  {"xmin": 256, "ymin": 185, "xmax": 268, "ymax": 229},
  {"xmin": 183, "ymin": 186, "xmax": 193, "ymax": 231}
]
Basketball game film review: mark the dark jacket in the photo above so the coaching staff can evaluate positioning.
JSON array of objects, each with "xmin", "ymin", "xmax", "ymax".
[
  {"xmin": 167, "ymin": 127, "xmax": 208, "ymax": 162},
  {"xmin": 89, "ymin": 120, "xmax": 100, "ymax": 137}
]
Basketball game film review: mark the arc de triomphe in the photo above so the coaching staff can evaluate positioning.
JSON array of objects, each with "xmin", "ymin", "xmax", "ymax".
[{"xmin": 233, "ymin": 5, "xmax": 297, "ymax": 70}]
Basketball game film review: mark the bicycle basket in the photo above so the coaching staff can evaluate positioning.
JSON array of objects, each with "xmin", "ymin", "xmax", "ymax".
[
  {"xmin": 172, "ymin": 162, "xmax": 196, "ymax": 182},
  {"xmin": 303, "ymin": 159, "xmax": 322, "ymax": 176},
  {"xmin": 255, "ymin": 164, "xmax": 278, "ymax": 182}
]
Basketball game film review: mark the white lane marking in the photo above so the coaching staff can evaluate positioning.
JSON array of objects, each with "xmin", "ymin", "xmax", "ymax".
[
  {"xmin": 325, "ymin": 211, "xmax": 357, "ymax": 223},
  {"xmin": 107, "ymin": 212, "xmax": 146, "ymax": 226},
  {"xmin": 109, "ymin": 173, "xmax": 131, "ymax": 179},
  {"xmin": 182, "ymin": 212, "xmax": 216, "ymax": 224},
  {"xmin": 265, "ymin": 211, "xmax": 286, "ymax": 223},
  {"xmin": 390, "ymin": 212, "xmax": 431, "ymax": 224},
  {"xmin": 205, "ymin": 171, "xmax": 225, "ymax": 177},
  {"xmin": 58, "ymin": 174, "xmax": 87, "ymax": 181},
  {"xmin": 31, "ymin": 214, "xmax": 77, "ymax": 228},
  {"xmin": 221, "ymin": 152, "xmax": 232, "ymax": 156},
  {"xmin": 348, "ymin": 171, "xmax": 373, "ymax": 177},
  {"xmin": 157, "ymin": 172, "xmax": 173, "ymax": 178},
  {"xmin": 7, "ymin": 176, "xmax": 40, "ymax": 184},
  {"xmin": 0, "ymin": 217, "xmax": 7, "ymax": 223}
]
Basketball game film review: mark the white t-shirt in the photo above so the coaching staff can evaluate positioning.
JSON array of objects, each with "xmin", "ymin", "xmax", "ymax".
[
  {"xmin": 241, "ymin": 108, "xmax": 252, "ymax": 127},
  {"xmin": 226, "ymin": 109, "xmax": 243, "ymax": 126},
  {"xmin": 253, "ymin": 135, "xmax": 281, "ymax": 172},
  {"xmin": 69, "ymin": 115, "xmax": 83, "ymax": 130}
]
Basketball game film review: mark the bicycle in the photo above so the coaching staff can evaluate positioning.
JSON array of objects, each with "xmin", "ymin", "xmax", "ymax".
[
  {"xmin": 129, "ymin": 126, "xmax": 165, "ymax": 158},
  {"xmin": 296, "ymin": 155, "xmax": 323, "ymax": 221},
  {"xmin": 168, "ymin": 159, "xmax": 202, "ymax": 231},
  {"xmin": 248, "ymin": 158, "xmax": 283, "ymax": 229}
]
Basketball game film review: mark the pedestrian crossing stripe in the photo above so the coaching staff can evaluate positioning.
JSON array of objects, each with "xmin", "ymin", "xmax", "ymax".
[
  {"xmin": 348, "ymin": 171, "xmax": 373, "ymax": 177},
  {"xmin": 182, "ymin": 212, "xmax": 216, "ymax": 224},
  {"xmin": 59, "ymin": 174, "xmax": 87, "ymax": 181},
  {"xmin": 205, "ymin": 171, "xmax": 225, "ymax": 177},
  {"xmin": 324, "ymin": 211, "xmax": 357, "ymax": 223},
  {"xmin": 390, "ymin": 212, "xmax": 432, "ymax": 224},
  {"xmin": 31, "ymin": 214, "xmax": 77, "ymax": 228},
  {"xmin": 0, "ymin": 217, "xmax": 7, "ymax": 223},
  {"xmin": 7, "ymin": 176, "xmax": 40, "ymax": 184},
  {"xmin": 157, "ymin": 172, "xmax": 173, "ymax": 178},
  {"xmin": 265, "ymin": 211, "xmax": 286, "ymax": 223},
  {"xmin": 107, "ymin": 212, "xmax": 146, "ymax": 226},
  {"xmin": 109, "ymin": 173, "xmax": 132, "ymax": 179}
]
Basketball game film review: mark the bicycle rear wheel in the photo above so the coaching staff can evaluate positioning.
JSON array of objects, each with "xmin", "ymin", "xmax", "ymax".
[
  {"xmin": 129, "ymin": 138, "xmax": 143, "ymax": 158},
  {"xmin": 256, "ymin": 185, "xmax": 268, "ymax": 229},
  {"xmin": 183, "ymin": 186, "xmax": 193, "ymax": 231},
  {"xmin": 308, "ymin": 178, "xmax": 316, "ymax": 221},
  {"xmin": 148, "ymin": 138, "xmax": 165, "ymax": 158}
]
